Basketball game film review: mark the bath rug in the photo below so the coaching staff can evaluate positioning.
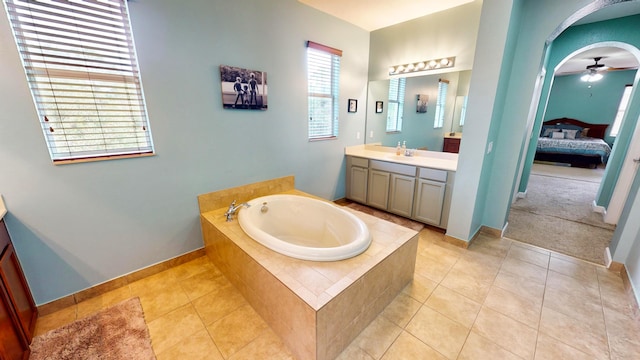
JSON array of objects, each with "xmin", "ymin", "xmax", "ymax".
[{"xmin": 29, "ymin": 297, "xmax": 156, "ymax": 360}]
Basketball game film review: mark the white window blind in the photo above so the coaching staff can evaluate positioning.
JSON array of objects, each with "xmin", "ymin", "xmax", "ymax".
[
  {"xmin": 434, "ymin": 79, "xmax": 449, "ymax": 129},
  {"xmin": 3, "ymin": 0, "xmax": 154, "ymax": 163},
  {"xmin": 459, "ymin": 95, "xmax": 468, "ymax": 126},
  {"xmin": 610, "ymin": 85, "xmax": 632, "ymax": 137},
  {"xmin": 307, "ymin": 41, "xmax": 341, "ymax": 140},
  {"xmin": 386, "ymin": 77, "xmax": 406, "ymax": 132}
]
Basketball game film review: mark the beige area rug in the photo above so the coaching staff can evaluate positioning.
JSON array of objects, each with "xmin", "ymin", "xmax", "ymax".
[
  {"xmin": 30, "ymin": 297, "xmax": 156, "ymax": 360},
  {"xmin": 341, "ymin": 201, "xmax": 425, "ymax": 232},
  {"xmin": 506, "ymin": 166, "xmax": 615, "ymax": 264}
]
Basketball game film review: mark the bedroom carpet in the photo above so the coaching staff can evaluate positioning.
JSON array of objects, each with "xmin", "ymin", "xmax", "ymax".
[
  {"xmin": 505, "ymin": 164, "xmax": 614, "ymax": 264},
  {"xmin": 29, "ymin": 297, "xmax": 156, "ymax": 360}
]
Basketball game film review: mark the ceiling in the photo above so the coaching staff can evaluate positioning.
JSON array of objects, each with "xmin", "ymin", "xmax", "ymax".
[{"xmin": 299, "ymin": 0, "xmax": 640, "ymax": 75}]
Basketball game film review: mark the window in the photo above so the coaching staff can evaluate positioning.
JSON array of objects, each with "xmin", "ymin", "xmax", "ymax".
[
  {"xmin": 610, "ymin": 85, "xmax": 633, "ymax": 137},
  {"xmin": 3, "ymin": 0, "xmax": 153, "ymax": 163},
  {"xmin": 307, "ymin": 41, "xmax": 341, "ymax": 140},
  {"xmin": 434, "ymin": 79, "xmax": 449, "ymax": 129},
  {"xmin": 386, "ymin": 77, "xmax": 406, "ymax": 132},
  {"xmin": 459, "ymin": 95, "xmax": 468, "ymax": 126}
]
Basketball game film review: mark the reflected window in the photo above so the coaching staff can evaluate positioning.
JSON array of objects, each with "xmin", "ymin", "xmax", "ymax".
[
  {"xmin": 387, "ymin": 77, "xmax": 406, "ymax": 132},
  {"xmin": 434, "ymin": 79, "xmax": 449, "ymax": 128},
  {"xmin": 610, "ymin": 85, "xmax": 632, "ymax": 137},
  {"xmin": 459, "ymin": 96, "xmax": 469, "ymax": 126}
]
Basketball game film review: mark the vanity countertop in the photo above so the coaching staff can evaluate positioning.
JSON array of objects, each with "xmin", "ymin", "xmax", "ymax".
[
  {"xmin": 0, "ymin": 195, "xmax": 6, "ymax": 220},
  {"xmin": 345, "ymin": 145, "xmax": 458, "ymax": 171},
  {"xmin": 444, "ymin": 132, "xmax": 462, "ymax": 139}
]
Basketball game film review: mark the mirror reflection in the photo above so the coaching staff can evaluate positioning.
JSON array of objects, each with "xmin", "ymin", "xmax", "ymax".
[{"xmin": 365, "ymin": 70, "xmax": 471, "ymax": 152}]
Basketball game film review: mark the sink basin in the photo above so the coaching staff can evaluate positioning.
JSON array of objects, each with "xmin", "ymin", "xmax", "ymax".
[{"xmin": 385, "ymin": 154, "xmax": 416, "ymax": 161}]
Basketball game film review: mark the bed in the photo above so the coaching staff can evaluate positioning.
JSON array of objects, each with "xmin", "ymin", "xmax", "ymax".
[{"xmin": 534, "ymin": 118, "xmax": 612, "ymax": 168}]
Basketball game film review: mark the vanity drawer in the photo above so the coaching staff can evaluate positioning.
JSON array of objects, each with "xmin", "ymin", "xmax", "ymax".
[
  {"xmin": 370, "ymin": 160, "xmax": 416, "ymax": 177},
  {"xmin": 350, "ymin": 156, "xmax": 369, "ymax": 168},
  {"xmin": 418, "ymin": 167, "xmax": 447, "ymax": 182}
]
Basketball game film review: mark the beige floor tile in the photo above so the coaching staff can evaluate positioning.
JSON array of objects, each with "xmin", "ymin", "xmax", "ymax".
[
  {"xmin": 414, "ymin": 252, "xmax": 456, "ymax": 283},
  {"xmin": 542, "ymin": 286, "xmax": 605, "ymax": 330},
  {"xmin": 500, "ymin": 257, "xmax": 548, "ymax": 285},
  {"xmin": 467, "ymin": 234, "xmax": 512, "ymax": 258},
  {"xmin": 180, "ymin": 269, "xmax": 228, "ymax": 301},
  {"xmin": 546, "ymin": 269, "xmax": 600, "ymax": 299},
  {"xmin": 147, "ymin": 303, "xmax": 207, "ymax": 355},
  {"xmin": 406, "ymin": 306, "xmax": 469, "ymax": 359},
  {"xmin": 507, "ymin": 243, "xmax": 550, "ymax": 268},
  {"xmin": 440, "ymin": 267, "xmax": 492, "ymax": 303},
  {"xmin": 166, "ymin": 256, "xmax": 219, "ymax": 281},
  {"xmin": 458, "ymin": 331, "xmax": 524, "ymax": 360},
  {"xmin": 76, "ymin": 287, "xmax": 133, "ymax": 319},
  {"xmin": 33, "ymin": 305, "xmax": 77, "ymax": 336},
  {"xmin": 450, "ymin": 253, "xmax": 502, "ymax": 283},
  {"xmin": 380, "ymin": 291, "xmax": 422, "ymax": 327},
  {"xmin": 493, "ymin": 269, "xmax": 546, "ymax": 302},
  {"xmin": 602, "ymin": 306, "xmax": 640, "ymax": 359},
  {"xmin": 534, "ymin": 333, "xmax": 593, "ymax": 360},
  {"xmin": 351, "ymin": 315, "xmax": 402, "ymax": 359},
  {"xmin": 548, "ymin": 256, "xmax": 598, "ymax": 284},
  {"xmin": 129, "ymin": 269, "xmax": 180, "ymax": 296},
  {"xmin": 138, "ymin": 284, "xmax": 191, "ymax": 322},
  {"xmin": 472, "ymin": 307, "xmax": 537, "ymax": 360},
  {"xmin": 381, "ymin": 331, "xmax": 447, "ymax": 360},
  {"xmin": 207, "ymin": 304, "xmax": 269, "ymax": 358},
  {"xmin": 336, "ymin": 342, "xmax": 376, "ymax": 360},
  {"xmin": 538, "ymin": 307, "xmax": 609, "ymax": 360},
  {"xmin": 156, "ymin": 329, "xmax": 223, "ymax": 360},
  {"xmin": 227, "ymin": 328, "xmax": 295, "ymax": 360},
  {"xmin": 425, "ymin": 285, "xmax": 481, "ymax": 328},
  {"xmin": 484, "ymin": 286, "xmax": 542, "ymax": 328},
  {"xmin": 192, "ymin": 281, "xmax": 249, "ymax": 325},
  {"xmin": 402, "ymin": 272, "xmax": 437, "ymax": 303}
]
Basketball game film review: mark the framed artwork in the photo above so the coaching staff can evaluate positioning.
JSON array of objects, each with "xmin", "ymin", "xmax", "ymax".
[
  {"xmin": 220, "ymin": 65, "xmax": 268, "ymax": 110},
  {"xmin": 416, "ymin": 94, "xmax": 428, "ymax": 113},
  {"xmin": 348, "ymin": 99, "xmax": 358, "ymax": 113},
  {"xmin": 375, "ymin": 101, "xmax": 383, "ymax": 113}
]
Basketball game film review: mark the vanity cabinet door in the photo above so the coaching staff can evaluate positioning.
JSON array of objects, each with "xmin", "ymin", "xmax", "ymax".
[
  {"xmin": 348, "ymin": 166, "xmax": 368, "ymax": 204},
  {"xmin": 388, "ymin": 174, "xmax": 415, "ymax": 218},
  {"xmin": 413, "ymin": 178, "xmax": 446, "ymax": 225},
  {"xmin": 1, "ymin": 243, "xmax": 37, "ymax": 342},
  {"xmin": 0, "ymin": 282, "xmax": 29, "ymax": 360},
  {"xmin": 367, "ymin": 170, "xmax": 390, "ymax": 210}
]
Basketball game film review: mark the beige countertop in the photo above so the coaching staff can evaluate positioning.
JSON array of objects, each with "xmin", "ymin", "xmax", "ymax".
[
  {"xmin": 345, "ymin": 144, "xmax": 458, "ymax": 171},
  {"xmin": 0, "ymin": 195, "xmax": 6, "ymax": 220},
  {"xmin": 444, "ymin": 132, "xmax": 462, "ymax": 139}
]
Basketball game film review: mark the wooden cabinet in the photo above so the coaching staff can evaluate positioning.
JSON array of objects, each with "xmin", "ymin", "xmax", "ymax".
[
  {"xmin": 367, "ymin": 170, "xmax": 390, "ymax": 210},
  {"xmin": 413, "ymin": 179, "xmax": 446, "ymax": 225},
  {"xmin": 443, "ymin": 137, "xmax": 461, "ymax": 153},
  {"xmin": 388, "ymin": 174, "xmax": 415, "ymax": 218},
  {"xmin": 346, "ymin": 157, "xmax": 369, "ymax": 204},
  {"xmin": 0, "ymin": 219, "xmax": 37, "ymax": 360}
]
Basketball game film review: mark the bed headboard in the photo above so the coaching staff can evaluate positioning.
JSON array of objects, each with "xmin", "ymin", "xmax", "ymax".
[{"xmin": 542, "ymin": 117, "xmax": 609, "ymax": 140}]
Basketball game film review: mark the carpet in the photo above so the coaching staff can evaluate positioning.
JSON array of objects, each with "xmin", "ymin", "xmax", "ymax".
[
  {"xmin": 29, "ymin": 297, "xmax": 156, "ymax": 360},
  {"xmin": 341, "ymin": 201, "xmax": 425, "ymax": 232},
  {"xmin": 506, "ymin": 169, "xmax": 615, "ymax": 264}
]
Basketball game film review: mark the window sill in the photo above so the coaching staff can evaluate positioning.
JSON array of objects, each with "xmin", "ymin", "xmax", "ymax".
[{"xmin": 53, "ymin": 152, "xmax": 155, "ymax": 165}]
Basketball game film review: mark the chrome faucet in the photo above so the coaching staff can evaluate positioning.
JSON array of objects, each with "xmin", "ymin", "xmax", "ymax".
[{"xmin": 224, "ymin": 200, "xmax": 250, "ymax": 221}]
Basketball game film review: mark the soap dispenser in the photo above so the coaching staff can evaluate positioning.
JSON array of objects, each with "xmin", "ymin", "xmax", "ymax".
[
  {"xmin": 396, "ymin": 141, "xmax": 402, "ymax": 155},
  {"xmin": 401, "ymin": 141, "xmax": 407, "ymax": 154}
]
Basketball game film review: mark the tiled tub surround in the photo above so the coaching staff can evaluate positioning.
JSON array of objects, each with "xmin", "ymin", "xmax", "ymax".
[{"xmin": 198, "ymin": 177, "xmax": 419, "ymax": 360}]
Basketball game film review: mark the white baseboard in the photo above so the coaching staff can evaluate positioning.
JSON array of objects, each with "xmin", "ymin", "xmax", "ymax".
[
  {"xmin": 604, "ymin": 247, "xmax": 613, "ymax": 268},
  {"xmin": 516, "ymin": 190, "xmax": 527, "ymax": 199},
  {"xmin": 592, "ymin": 200, "xmax": 606, "ymax": 214}
]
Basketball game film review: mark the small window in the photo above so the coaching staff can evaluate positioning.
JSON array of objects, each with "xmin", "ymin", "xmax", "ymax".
[
  {"xmin": 434, "ymin": 79, "xmax": 449, "ymax": 129},
  {"xmin": 610, "ymin": 85, "xmax": 633, "ymax": 137},
  {"xmin": 307, "ymin": 41, "xmax": 342, "ymax": 140},
  {"xmin": 3, "ymin": 0, "xmax": 154, "ymax": 163},
  {"xmin": 459, "ymin": 96, "xmax": 469, "ymax": 126},
  {"xmin": 386, "ymin": 77, "xmax": 406, "ymax": 132}
]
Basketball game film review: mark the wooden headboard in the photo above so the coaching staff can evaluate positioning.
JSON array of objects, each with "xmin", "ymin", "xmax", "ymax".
[{"xmin": 542, "ymin": 117, "xmax": 609, "ymax": 140}]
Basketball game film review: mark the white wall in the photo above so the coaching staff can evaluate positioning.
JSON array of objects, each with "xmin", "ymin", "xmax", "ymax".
[{"xmin": 0, "ymin": 0, "xmax": 370, "ymax": 304}]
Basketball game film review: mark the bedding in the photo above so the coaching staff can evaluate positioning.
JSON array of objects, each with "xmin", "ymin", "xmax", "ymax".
[{"xmin": 536, "ymin": 136, "xmax": 611, "ymax": 164}]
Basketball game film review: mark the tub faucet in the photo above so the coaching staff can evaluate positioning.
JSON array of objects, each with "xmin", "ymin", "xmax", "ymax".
[{"xmin": 225, "ymin": 200, "xmax": 250, "ymax": 221}]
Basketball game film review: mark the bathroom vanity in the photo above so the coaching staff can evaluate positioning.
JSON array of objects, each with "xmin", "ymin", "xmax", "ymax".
[
  {"xmin": 345, "ymin": 145, "xmax": 457, "ymax": 229},
  {"xmin": 0, "ymin": 196, "xmax": 37, "ymax": 360}
]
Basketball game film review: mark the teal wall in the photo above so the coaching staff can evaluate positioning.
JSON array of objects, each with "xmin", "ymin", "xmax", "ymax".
[
  {"xmin": 0, "ymin": 0, "xmax": 370, "ymax": 304},
  {"xmin": 545, "ymin": 70, "xmax": 637, "ymax": 146}
]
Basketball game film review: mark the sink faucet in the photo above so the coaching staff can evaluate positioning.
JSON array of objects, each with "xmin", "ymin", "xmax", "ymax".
[{"xmin": 224, "ymin": 200, "xmax": 250, "ymax": 221}]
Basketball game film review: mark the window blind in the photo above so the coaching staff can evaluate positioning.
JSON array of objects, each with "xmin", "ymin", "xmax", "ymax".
[
  {"xmin": 3, "ymin": 0, "xmax": 154, "ymax": 162},
  {"xmin": 610, "ymin": 85, "xmax": 632, "ymax": 137},
  {"xmin": 434, "ymin": 79, "xmax": 449, "ymax": 129},
  {"xmin": 386, "ymin": 77, "xmax": 406, "ymax": 132},
  {"xmin": 307, "ymin": 41, "xmax": 341, "ymax": 140}
]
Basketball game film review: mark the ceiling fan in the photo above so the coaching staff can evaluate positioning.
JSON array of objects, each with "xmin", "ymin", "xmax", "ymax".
[{"xmin": 581, "ymin": 57, "xmax": 607, "ymax": 82}]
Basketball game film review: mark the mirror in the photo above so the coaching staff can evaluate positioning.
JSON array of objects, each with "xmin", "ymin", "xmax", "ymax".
[{"xmin": 365, "ymin": 70, "xmax": 471, "ymax": 151}]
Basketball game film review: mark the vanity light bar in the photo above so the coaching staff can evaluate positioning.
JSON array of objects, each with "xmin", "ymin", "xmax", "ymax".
[{"xmin": 389, "ymin": 57, "xmax": 456, "ymax": 75}]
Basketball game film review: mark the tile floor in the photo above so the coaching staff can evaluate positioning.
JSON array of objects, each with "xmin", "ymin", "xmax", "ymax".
[{"xmin": 34, "ymin": 228, "xmax": 640, "ymax": 360}]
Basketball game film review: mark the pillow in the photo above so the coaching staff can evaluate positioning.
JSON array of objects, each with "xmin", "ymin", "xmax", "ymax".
[
  {"xmin": 581, "ymin": 127, "xmax": 590, "ymax": 137},
  {"xmin": 562, "ymin": 129, "xmax": 579, "ymax": 139},
  {"xmin": 551, "ymin": 131, "xmax": 565, "ymax": 139},
  {"xmin": 542, "ymin": 127, "xmax": 560, "ymax": 137}
]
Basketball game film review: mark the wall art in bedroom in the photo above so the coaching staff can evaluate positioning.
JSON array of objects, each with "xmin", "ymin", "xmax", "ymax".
[{"xmin": 220, "ymin": 65, "xmax": 268, "ymax": 110}]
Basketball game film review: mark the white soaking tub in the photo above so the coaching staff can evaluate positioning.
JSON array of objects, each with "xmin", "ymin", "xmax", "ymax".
[{"xmin": 237, "ymin": 194, "xmax": 371, "ymax": 261}]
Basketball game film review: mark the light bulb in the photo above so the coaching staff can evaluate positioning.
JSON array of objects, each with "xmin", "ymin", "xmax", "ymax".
[{"xmin": 440, "ymin": 58, "xmax": 450, "ymax": 66}]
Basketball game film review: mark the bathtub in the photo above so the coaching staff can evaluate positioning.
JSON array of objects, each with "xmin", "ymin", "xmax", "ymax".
[{"xmin": 237, "ymin": 194, "xmax": 371, "ymax": 261}]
